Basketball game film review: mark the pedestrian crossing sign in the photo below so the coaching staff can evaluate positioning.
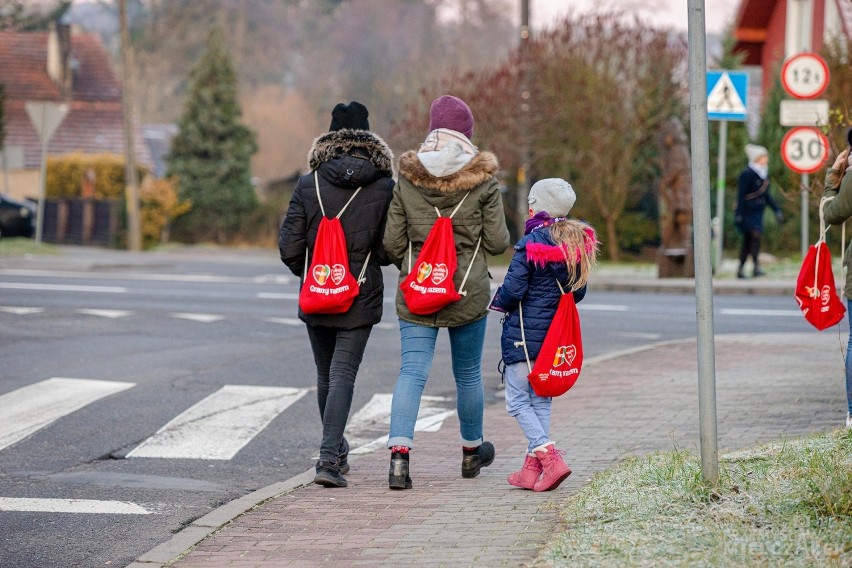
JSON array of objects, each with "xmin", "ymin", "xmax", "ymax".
[{"xmin": 707, "ymin": 70, "xmax": 748, "ymax": 121}]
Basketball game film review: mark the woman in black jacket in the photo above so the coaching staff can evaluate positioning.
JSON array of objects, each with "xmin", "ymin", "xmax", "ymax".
[
  {"xmin": 734, "ymin": 144, "xmax": 783, "ymax": 278},
  {"xmin": 279, "ymin": 101, "xmax": 394, "ymax": 487}
]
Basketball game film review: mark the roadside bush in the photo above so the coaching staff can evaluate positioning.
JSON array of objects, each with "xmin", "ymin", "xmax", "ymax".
[
  {"xmin": 139, "ymin": 176, "xmax": 191, "ymax": 249},
  {"xmin": 46, "ymin": 152, "xmax": 147, "ymax": 199}
]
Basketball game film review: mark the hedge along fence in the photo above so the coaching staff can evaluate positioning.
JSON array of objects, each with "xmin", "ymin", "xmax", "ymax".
[{"xmin": 45, "ymin": 152, "xmax": 148, "ymax": 199}]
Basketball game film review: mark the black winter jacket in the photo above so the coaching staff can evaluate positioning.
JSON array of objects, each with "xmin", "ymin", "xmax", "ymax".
[
  {"xmin": 734, "ymin": 167, "xmax": 780, "ymax": 233},
  {"xmin": 490, "ymin": 227, "xmax": 588, "ymax": 367},
  {"xmin": 279, "ymin": 129, "xmax": 395, "ymax": 329}
]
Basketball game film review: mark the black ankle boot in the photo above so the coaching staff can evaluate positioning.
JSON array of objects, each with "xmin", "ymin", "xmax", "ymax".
[
  {"xmin": 338, "ymin": 438, "xmax": 350, "ymax": 475},
  {"xmin": 314, "ymin": 459, "xmax": 347, "ymax": 488},
  {"xmin": 461, "ymin": 441, "xmax": 495, "ymax": 478},
  {"xmin": 388, "ymin": 450, "xmax": 412, "ymax": 490}
]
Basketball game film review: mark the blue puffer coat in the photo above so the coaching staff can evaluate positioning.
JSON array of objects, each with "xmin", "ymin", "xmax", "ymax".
[{"xmin": 490, "ymin": 227, "xmax": 587, "ymax": 367}]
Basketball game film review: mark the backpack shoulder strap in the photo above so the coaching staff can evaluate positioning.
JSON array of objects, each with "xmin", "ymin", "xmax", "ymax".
[{"xmin": 314, "ymin": 170, "xmax": 362, "ymax": 219}]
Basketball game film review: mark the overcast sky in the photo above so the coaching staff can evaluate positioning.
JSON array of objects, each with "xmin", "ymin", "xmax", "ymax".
[{"xmin": 531, "ymin": 0, "xmax": 741, "ymax": 35}]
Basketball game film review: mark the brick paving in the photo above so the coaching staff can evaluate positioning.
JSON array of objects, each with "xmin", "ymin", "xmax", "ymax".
[{"xmin": 166, "ymin": 332, "xmax": 845, "ymax": 567}]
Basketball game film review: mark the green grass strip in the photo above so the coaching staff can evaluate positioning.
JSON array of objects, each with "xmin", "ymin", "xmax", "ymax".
[{"xmin": 542, "ymin": 430, "xmax": 852, "ymax": 567}]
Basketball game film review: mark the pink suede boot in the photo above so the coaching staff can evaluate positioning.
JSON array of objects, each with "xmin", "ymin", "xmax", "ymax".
[
  {"xmin": 507, "ymin": 454, "xmax": 542, "ymax": 489},
  {"xmin": 533, "ymin": 443, "xmax": 571, "ymax": 492}
]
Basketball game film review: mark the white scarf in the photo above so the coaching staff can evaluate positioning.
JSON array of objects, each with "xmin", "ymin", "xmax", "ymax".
[{"xmin": 749, "ymin": 162, "xmax": 768, "ymax": 180}]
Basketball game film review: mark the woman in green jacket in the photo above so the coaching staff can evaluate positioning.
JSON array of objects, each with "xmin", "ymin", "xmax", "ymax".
[
  {"xmin": 821, "ymin": 144, "xmax": 852, "ymax": 429},
  {"xmin": 383, "ymin": 95, "xmax": 511, "ymax": 489}
]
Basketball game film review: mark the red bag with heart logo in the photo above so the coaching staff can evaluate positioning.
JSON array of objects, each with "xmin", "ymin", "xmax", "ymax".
[
  {"xmin": 520, "ymin": 288, "xmax": 584, "ymax": 398},
  {"xmin": 795, "ymin": 241, "xmax": 845, "ymax": 330},
  {"xmin": 400, "ymin": 193, "xmax": 481, "ymax": 315},
  {"xmin": 299, "ymin": 172, "xmax": 368, "ymax": 315}
]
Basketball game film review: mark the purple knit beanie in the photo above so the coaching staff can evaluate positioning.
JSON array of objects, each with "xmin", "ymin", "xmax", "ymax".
[{"xmin": 428, "ymin": 95, "xmax": 474, "ymax": 139}]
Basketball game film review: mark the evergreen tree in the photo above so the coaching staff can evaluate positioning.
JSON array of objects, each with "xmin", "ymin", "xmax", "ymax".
[{"xmin": 167, "ymin": 25, "xmax": 257, "ymax": 243}]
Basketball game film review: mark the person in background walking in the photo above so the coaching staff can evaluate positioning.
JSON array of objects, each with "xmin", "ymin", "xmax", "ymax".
[
  {"xmin": 383, "ymin": 95, "xmax": 510, "ymax": 490},
  {"xmin": 734, "ymin": 144, "xmax": 784, "ymax": 278},
  {"xmin": 490, "ymin": 178, "xmax": 597, "ymax": 491},
  {"xmin": 279, "ymin": 101, "xmax": 395, "ymax": 487},
  {"xmin": 820, "ymin": 144, "xmax": 852, "ymax": 430}
]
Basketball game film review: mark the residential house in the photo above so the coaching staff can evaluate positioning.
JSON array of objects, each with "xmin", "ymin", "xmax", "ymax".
[
  {"xmin": 732, "ymin": 0, "xmax": 852, "ymax": 95},
  {"xmin": 0, "ymin": 21, "xmax": 152, "ymax": 201}
]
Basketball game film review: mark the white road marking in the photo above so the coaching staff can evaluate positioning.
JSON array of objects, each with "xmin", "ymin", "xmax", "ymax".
[
  {"xmin": 720, "ymin": 308, "xmax": 802, "ymax": 317},
  {"xmin": 375, "ymin": 322, "xmax": 396, "ymax": 330},
  {"xmin": 347, "ymin": 394, "xmax": 452, "ymax": 455},
  {"xmin": 257, "ymin": 292, "xmax": 299, "ymax": 300},
  {"xmin": 266, "ymin": 317, "xmax": 302, "ymax": 326},
  {"xmin": 0, "ymin": 283, "xmax": 127, "ymax": 293},
  {"xmin": 0, "ymin": 268, "xmax": 280, "ymax": 285},
  {"xmin": 578, "ymin": 304, "xmax": 629, "ymax": 311},
  {"xmin": 171, "ymin": 313, "xmax": 224, "ymax": 323},
  {"xmin": 253, "ymin": 275, "xmax": 291, "ymax": 284},
  {"xmin": 76, "ymin": 309, "xmax": 133, "ymax": 319},
  {"xmin": 616, "ymin": 332, "xmax": 662, "ymax": 340},
  {"xmin": 126, "ymin": 385, "xmax": 309, "ymax": 460},
  {"xmin": 0, "ymin": 307, "xmax": 45, "ymax": 315},
  {"xmin": 0, "ymin": 497, "xmax": 152, "ymax": 515},
  {"xmin": 0, "ymin": 378, "xmax": 136, "ymax": 451}
]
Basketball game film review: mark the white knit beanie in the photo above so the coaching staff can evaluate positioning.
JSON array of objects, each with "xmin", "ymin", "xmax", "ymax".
[
  {"xmin": 528, "ymin": 178, "xmax": 576, "ymax": 217},
  {"xmin": 745, "ymin": 144, "xmax": 768, "ymax": 163}
]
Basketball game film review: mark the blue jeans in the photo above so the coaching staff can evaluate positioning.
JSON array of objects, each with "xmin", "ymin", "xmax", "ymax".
[
  {"xmin": 387, "ymin": 317, "xmax": 487, "ymax": 448},
  {"xmin": 504, "ymin": 361, "xmax": 552, "ymax": 453},
  {"xmin": 846, "ymin": 301, "xmax": 852, "ymax": 414}
]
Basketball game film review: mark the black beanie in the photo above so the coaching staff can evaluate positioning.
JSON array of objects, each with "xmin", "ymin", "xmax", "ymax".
[{"xmin": 329, "ymin": 101, "xmax": 370, "ymax": 131}]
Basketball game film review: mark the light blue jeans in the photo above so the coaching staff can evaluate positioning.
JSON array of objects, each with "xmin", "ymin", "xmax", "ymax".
[
  {"xmin": 387, "ymin": 317, "xmax": 487, "ymax": 449},
  {"xmin": 504, "ymin": 361, "xmax": 552, "ymax": 454},
  {"xmin": 846, "ymin": 301, "xmax": 852, "ymax": 414}
]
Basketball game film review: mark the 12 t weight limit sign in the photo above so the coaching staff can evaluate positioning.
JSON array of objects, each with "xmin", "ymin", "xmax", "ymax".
[
  {"xmin": 781, "ymin": 53, "xmax": 830, "ymax": 99},
  {"xmin": 781, "ymin": 127, "xmax": 829, "ymax": 174}
]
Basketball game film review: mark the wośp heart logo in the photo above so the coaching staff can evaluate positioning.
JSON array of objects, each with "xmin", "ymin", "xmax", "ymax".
[
  {"xmin": 331, "ymin": 264, "xmax": 346, "ymax": 286},
  {"xmin": 552, "ymin": 345, "xmax": 576, "ymax": 368},
  {"xmin": 431, "ymin": 263, "xmax": 448, "ymax": 285}
]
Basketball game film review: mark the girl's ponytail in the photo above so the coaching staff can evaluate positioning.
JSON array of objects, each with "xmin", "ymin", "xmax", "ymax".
[{"xmin": 548, "ymin": 220, "xmax": 598, "ymax": 290}]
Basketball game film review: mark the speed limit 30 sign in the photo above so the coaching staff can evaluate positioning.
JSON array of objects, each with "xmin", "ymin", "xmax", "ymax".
[
  {"xmin": 781, "ymin": 127, "xmax": 829, "ymax": 174},
  {"xmin": 781, "ymin": 53, "xmax": 830, "ymax": 99}
]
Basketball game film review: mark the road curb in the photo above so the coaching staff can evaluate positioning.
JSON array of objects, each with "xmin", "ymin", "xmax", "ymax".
[
  {"xmin": 128, "ymin": 337, "xmax": 706, "ymax": 567},
  {"xmin": 129, "ymin": 469, "xmax": 317, "ymax": 567}
]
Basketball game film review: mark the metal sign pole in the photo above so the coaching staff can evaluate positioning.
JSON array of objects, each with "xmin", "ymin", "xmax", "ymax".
[
  {"xmin": 687, "ymin": 0, "xmax": 719, "ymax": 485},
  {"xmin": 801, "ymin": 173, "xmax": 809, "ymax": 257},
  {"xmin": 35, "ymin": 106, "xmax": 48, "ymax": 245},
  {"xmin": 715, "ymin": 120, "xmax": 728, "ymax": 272}
]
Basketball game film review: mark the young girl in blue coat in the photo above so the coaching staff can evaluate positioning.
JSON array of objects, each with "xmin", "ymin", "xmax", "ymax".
[{"xmin": 490, "ymin": 178, "xmax": 597, "ymax": 491}]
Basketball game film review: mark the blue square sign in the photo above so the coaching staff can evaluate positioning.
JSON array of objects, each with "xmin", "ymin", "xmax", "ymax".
[{"xmin": 707, "ymin": 70, "xmax": 749, "ymax": 121}]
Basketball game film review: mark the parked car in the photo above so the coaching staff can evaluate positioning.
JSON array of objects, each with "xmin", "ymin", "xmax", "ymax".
[{"xmin": 0, "ymin": 194, "xmax": 36, "ymax": 238}]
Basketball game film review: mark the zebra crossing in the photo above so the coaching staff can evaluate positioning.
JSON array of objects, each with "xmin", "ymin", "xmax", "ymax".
[
  {"xmin": 0, "ymin": 377, "xmax": 454, "ymax": 514},
  {"xmin": 0, "ymin": 378, "xmax": 452, "ymax": 461}
]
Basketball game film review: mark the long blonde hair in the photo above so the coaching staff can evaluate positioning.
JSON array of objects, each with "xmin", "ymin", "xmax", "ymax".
[{"xmin": 549, "ymin": 219, "xmax": 598, "ymax": 291}]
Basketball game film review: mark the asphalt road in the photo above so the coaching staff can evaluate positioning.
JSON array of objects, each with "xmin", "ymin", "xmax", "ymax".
[{"xmin": 0, "ymin": 248, "xmax": 820, "ymax": 567}]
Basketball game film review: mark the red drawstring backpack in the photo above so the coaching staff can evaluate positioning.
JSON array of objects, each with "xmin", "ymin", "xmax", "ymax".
[
  {"xmin": 795, "ymin": 196, "xmax": 846, "ymax": 330},
  {"xmin": 299, "ymin": 171, "xmax": 369, "ymax": 315},
  {"xmin": 400, "ymin": 192, "xmax": 482, "ymax": 315},
  {"xmin": 519, "ymin": 279, "xmax": 584, "ymax": 398}
]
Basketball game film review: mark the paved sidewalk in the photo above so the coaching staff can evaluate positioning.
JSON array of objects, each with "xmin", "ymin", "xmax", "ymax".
[{"xmin": 132, "ymin": 332, "xmax": 846, "ymax": 567}]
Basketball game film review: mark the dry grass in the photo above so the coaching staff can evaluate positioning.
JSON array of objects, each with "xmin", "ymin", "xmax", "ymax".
[{"xmin": 540, "ymin": 430, "xmax": 852, "ymax": 567}]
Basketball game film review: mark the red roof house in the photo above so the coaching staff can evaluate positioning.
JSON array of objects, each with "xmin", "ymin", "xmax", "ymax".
[
  {"xmin": 0, "ymin": 22, "xmax": 151, "ymax": 200},
  {"xmin": 732, "ymin": 0, "xmax": 852, "ymax": 95}
]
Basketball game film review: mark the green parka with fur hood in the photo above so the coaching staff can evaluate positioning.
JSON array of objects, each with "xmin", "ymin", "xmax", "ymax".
[
  {"xmin": 822, "ymin": 160, "xmax": 852, "ymax": 299},
  {"xmin": 383, "ymin": 136, "xmax": 511, "ymax": 328}
]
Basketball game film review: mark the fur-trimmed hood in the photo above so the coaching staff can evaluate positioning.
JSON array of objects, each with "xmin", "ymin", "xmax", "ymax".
[
  {"xmin": 398, "ymin": 149, "xmax": 499, "ymax": 193},
  {"xmin": 308, "ymin": 129, "xmax": 394, "ymax": 177}
]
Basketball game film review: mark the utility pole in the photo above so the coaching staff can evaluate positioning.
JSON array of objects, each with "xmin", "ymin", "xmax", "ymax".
[
  {"xmin": 516, "ymin": 0, "xmax": 532, "ymax": 239},
  {"xmin": 119, "ymin": 0, "xmax": 141, "ymax": 251},
  {"xmin": 687, "ymin": 0, "xmax": 719, "ymax": 485}
]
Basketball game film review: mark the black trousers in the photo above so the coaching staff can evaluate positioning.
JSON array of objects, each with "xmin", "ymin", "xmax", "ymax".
[
  {"xmin": 739, "ymin": 228, "xmax": 762, "ymax": 268},
  {"xmin": 305, "ymin": 324, "xmax": 373, "ymax": 462}
]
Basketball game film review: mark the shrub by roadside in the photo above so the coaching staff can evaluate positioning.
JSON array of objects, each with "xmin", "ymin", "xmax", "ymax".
[{"xmin": 540, "ymin": 430, "xmax": 851, "ymax": 567}]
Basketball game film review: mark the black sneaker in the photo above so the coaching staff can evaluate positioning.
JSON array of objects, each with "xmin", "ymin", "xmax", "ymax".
[
  {"xmin": 314, "ymin": 460, "xmax": 347, "ymax": 488},
  {"xmin": 338, "ymin": 438, "xmax": 350, "ymax": 475},
  {"xmin": 462, "ymin": 441, "xmax": 495, "ymax": 479},
  {"xmin": 388, "ymin": 451, "xmax": 412, "ymax": 490},
  {"xmin": 753, "ymin": 267, "xmax": 766, "ymax": 277}
]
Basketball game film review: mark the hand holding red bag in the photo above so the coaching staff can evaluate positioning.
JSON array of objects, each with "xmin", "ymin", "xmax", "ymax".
[{"xmin": 794, "ymin": 197, "xmax": 846, "ymax": 330}]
